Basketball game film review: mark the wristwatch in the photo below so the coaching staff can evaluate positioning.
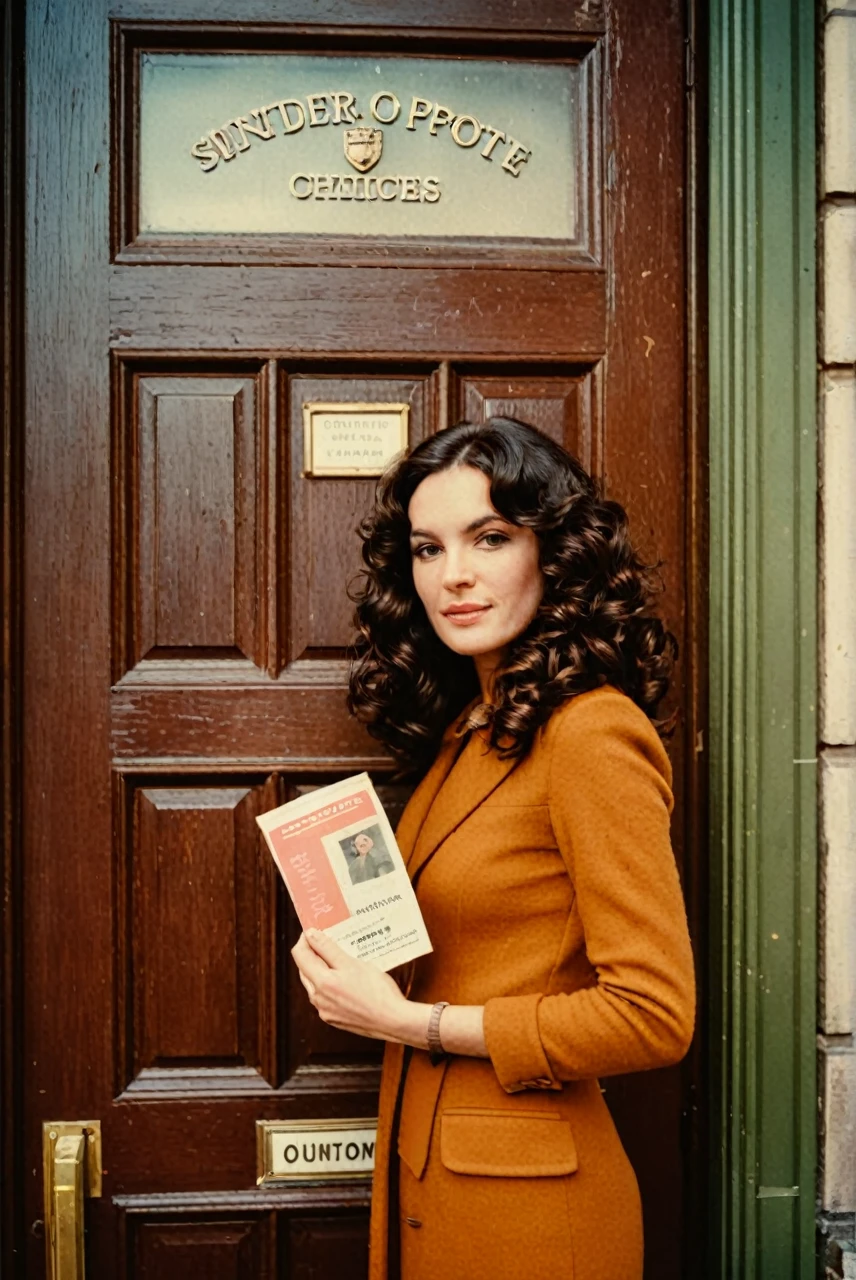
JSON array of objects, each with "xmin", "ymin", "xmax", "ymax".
[{"xmin": 427, "ymin": 1001, "xmax": 450, "ymax": 1066}]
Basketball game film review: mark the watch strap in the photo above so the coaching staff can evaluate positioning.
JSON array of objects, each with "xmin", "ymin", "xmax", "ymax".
[{"xmin": 426, "ymin": 1001, "xmax": 450, "ymax": 1066}]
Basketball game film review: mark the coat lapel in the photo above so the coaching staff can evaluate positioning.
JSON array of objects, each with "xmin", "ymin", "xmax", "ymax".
[
  {"xmin": 394, "ymin": 730, "xmax": 465, "ymax": 864},
  {"xmin": 406, "ymin": 731, "xmax": 520, "ymax": 886}
]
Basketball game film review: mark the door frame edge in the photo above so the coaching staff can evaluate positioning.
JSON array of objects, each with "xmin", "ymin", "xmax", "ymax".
[
  {"xmin": 1, "ymin": 0, "xmax": 26, "ymax": 1272},
  {"xmin": 708, "ymin": 0, "xmax": 818, "ymax": 1276}
]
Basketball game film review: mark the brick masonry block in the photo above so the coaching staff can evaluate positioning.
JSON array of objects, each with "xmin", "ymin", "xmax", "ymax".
[
  {"xmin": 822, "ymin": 206, "xmax": 856, "ymax": 364},
  {"xmin": 822, "ymin": 1045, "xmax": 856, "ymax": 1211},
  {"xmin": 821, "ymin": 751, "xmax": 856, "ymax": 1034},
  {"xmin": 824, "ymin": 15, "xmax": 856, "ymax": 194},
  {"xmin": 821, "ymin": 371, "xmax": 856, "ymax": 744}
]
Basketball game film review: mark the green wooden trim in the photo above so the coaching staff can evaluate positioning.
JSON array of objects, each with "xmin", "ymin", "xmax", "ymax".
[{"xmin": 708, "ymin": 0, "xmax": 817, "ymax": 1276}]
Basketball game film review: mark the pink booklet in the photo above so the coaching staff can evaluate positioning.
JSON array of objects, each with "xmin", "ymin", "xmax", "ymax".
[{"xmin": 256, "ymin": 773, "xmax": 432, "ymax": 972}]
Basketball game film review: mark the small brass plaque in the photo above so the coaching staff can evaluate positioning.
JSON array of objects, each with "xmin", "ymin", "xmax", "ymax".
[
  {"xmin": 303, "ymin": 402, "xmax": 409, "ymax": 477},
  {"xmin": 256, "ymin": 1118, "xmax": 378, "ymax": 1184}
]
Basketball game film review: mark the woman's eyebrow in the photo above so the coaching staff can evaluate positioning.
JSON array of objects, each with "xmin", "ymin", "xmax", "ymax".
[{"xmin": 409, "ymin": 513, "xmax": 509, "ymax": 541}]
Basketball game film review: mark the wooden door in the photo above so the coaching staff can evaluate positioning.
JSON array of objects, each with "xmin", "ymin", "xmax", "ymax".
[{"xmin": 12, "ymin": 1, "xmax": 703, "ymax": 1276}]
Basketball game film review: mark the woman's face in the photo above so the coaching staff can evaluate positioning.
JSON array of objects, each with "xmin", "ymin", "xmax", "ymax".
[
  {"xmin": 407, "ymin": 466, "xmax": 543, "ymax": 678},
  {"xmin": 354, "ymin": 833, "xmax": 373, "ymax": 855}
]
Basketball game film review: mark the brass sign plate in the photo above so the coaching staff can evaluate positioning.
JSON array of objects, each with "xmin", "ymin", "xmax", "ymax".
[
  {"xmin": 303, "ymin": 402, "xmax": 409, "ymax": 477},
  {"xmin": 138, "ymin": 53, "xmax": 581, "ymax": 241},
  {"xmin": 256, "ymin": 1118, "xmax": 378, "ymax": 1184}
]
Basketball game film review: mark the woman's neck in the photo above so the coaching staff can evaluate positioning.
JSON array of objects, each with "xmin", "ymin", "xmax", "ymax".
[{"xmin": 473, "ymin": 649, "xmax": 504, "ymax": 703}]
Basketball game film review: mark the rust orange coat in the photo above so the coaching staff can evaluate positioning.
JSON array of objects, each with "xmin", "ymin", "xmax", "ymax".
[{"xmin": 368, "ymin": 685, "xmax": 696, "ymax": 1280}]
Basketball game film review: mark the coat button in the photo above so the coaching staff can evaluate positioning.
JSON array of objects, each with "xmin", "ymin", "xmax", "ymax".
[{"xmin": 405, "ymin": 1217, "xmax": 422, "ymax": 1228}]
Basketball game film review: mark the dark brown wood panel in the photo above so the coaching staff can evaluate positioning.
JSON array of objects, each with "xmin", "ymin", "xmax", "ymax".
[
  {"xmin": 124, "ymin": 1211, "xmax": 275, "ymax": 1280},
  {"xmin": 110, "ymin": 267, "xmax": 607, "ymax": 356},
  {"xmin": 285, "ymin": 371, "xmax": 435, "ymax": 665},
  {"xmin": 119, "ymin": 369, "xmax": 264, "ymax": 672},
  {"xmin": 283, "ymin": 1212, "xmax": 370, "ymax": 1280},
  {"xmin": 109, "ymin": 0, "xmax": 605, "ymax": 33},
  {"xmin": 111, "ymin": 685, "xmax": 389, "ymax": 768},
  {"xmin": 14, "ymin": 1, "xmax": 700, "ymax": 1277},
  {"xmin": 120, "ymin": 778, "xmax": 277, "ymax": 1094},
  {"xmin": 458, "ymin": 368, "xmax": 600, "ymax": 472}
]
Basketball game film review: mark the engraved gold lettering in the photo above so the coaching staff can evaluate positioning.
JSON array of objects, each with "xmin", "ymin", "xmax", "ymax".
[
  {"xmin": 330, "ymin": 90, "xmax": 359, "ymax": 124},
  {"xmin": 400, "ymin": 175, "xmax": 420, "ymax": 201},
  {"xmin": 406, "ymin": 96, "xmax": 433, "ymax": 130},
  {"xmin": 306, "ymin": 93, "xmax": 330, "ymax": 127},
  {"xmin": 269, "ymin": 99, "xmax": 306, "ymax": 134},
  {"xmin": 209, "ymin": 128, "xmax": 237, "ymax": 160},
  {"xmin": 364, "ymin": 176, "xmax": 379, "ymax": 202},
  {"xmin": 225, "ymin": 119, "xmax": 252, "ymax": 153},
  {"xmin": 422, "ymin": 175, "xmax": 441, "ymax": 202},
  {"xmin": 450, "ymin": 113, "xmax": 483, "ymax": 147},
  {"xmin": 338, "ymin": 174, "xmax": 356, "ymax": 199},
  {"xmin": 501, "ymin": 139, "xmax": 532, "ymax": 176},
  {"xmin": 370, "ymin": 90, "xmax": 401, "ymax": 124},
  {"xmin": 428, "ymin": 103, "xmax": 454, "ymax": 135},
  {"xmin": 191, "ymin": 136, "xmax": 220, "ymax": 172},
  {"xmin": 480, "ymin": 125, "xmax": 506, "ymax": 160},
  {"xmin": 314, "ymin": 174, "xmax": 333, "ymax": 197},
  {"xmin": 289, "ymin": 173, "xmax": 312, "ymax": 198},
  {"xmin": 242, "ymin": 108, "xmax": 276, "ymax": 140},
  {"xmin": 378, "ymin": 175, "xmax": 398, "ymax": 201}
]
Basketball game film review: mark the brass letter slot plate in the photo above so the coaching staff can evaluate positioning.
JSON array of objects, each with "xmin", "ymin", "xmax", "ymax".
[
  {"xmin": 257, "ymin": 1118, "xmax": 377, "ymax": 1184},
  {"xmin": 302, "ymin": 402, "xmax": 409, "ymax": 477}
]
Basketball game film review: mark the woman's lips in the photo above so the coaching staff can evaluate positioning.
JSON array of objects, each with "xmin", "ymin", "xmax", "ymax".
[{"xmin": 442, "ymin": 605, "xmax": 491, "ymax": 627}]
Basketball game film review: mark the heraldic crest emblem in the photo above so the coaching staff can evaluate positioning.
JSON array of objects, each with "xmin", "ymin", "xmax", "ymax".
[{"xmin": 344, "ymin": 127, "xmax": 383, "ymax": 173}]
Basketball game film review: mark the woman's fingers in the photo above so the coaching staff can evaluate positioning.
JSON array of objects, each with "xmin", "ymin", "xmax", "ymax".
[
  {"xmin": 291, "ymin": 932, "xmax": 332, "ymax": 988},
  {"xmin": 304, "ymin": 928, "xmax": 349, "ymax": 968}
]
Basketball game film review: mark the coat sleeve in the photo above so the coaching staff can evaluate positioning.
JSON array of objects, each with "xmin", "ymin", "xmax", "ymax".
[{"xmin": 481, "ymin": 691, "xmax": 696, "ymax": 1093}]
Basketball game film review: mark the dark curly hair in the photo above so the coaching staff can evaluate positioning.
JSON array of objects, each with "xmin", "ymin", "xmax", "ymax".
[{"xmin": 347, "ymin": 417, "xmax": 677, "ymax": 775}]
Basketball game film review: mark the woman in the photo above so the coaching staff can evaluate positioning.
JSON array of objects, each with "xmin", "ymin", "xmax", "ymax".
[{"xmin": 292, "ymin": 418, "xmax": 696, "ymax": 1280}]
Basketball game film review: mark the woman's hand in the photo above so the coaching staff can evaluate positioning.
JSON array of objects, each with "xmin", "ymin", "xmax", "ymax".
[{"xmin": 291, "ymin": 929, "xmax": 429, "ymax": 1045}]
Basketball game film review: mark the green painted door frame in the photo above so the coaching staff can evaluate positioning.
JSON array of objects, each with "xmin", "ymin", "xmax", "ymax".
[{"xmin": 708, "ymin": 0, "xmax": 817, "ymax": 1276}]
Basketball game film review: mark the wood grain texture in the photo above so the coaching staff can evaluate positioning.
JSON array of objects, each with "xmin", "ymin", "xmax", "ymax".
[
  {"xmin": 459, "ymin": 369, "xmax": 599, "ymax": 473},
  {"xmin": 111, "ymin": 685, "xmax": 390, "ymax": 767},
  {"xmin": 15, "ymin": 3, "xmax": 701, "ymax": 1278},
  {"xmin": 124, "ymin": 780, "xmax": 277, "ymax": 1091},
  {"xmin": 22, "ymin": 0, "xmax": 114, "ymax": 1273},
  {"xmin": 124, "ymin": 1211, "xmax": 275, "ymax": 1280},
  {"xmin": 1, "ymin": 0, "xmax": 25, "ymax": 1270},
  {"xmin": 283, "ymin": 1213, "xmax": 369, "ymax": 1280},
  {"xmin": 110, "ymin": 266, "xmax": 607, "ymax": 357},
  {"xmin": 108, "ymin": 1, "xmax": 605, "ymax": 32},
  {"xmin": 135, "ymin": 373, "xmax": 260, "ymax": 660},
  {"xmin": 285, "ymin": 370, "xmax": 435, "ymax": 664}
]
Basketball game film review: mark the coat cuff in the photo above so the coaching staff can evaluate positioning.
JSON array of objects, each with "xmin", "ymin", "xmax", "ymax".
[{"xmin": 482, "ymin": 994, "xmax": 562, "ymax": 1094}]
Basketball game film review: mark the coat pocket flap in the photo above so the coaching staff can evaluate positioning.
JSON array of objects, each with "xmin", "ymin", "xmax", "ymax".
[{"xmin": 440, "ymin": 1108, "xmax": 579, "ymax": 1178}]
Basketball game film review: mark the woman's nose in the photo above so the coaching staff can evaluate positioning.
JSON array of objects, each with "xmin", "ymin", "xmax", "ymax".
[{"xmin": 441, "ymin": 548, "xmax": 476, "ymax": 589}]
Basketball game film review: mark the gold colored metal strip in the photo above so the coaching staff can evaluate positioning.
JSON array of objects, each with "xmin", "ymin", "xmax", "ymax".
[
  {"xmin": 51, "ymin": 1135, "xmax": 84, "ymax": 1280},
  {"xmin": 42, "ymin": 1120, "xmax": 102, "ymax": 1280}
]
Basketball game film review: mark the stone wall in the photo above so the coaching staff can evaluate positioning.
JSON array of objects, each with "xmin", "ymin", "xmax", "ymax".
[{"xmin": 819, "ymin": 3, "xmax": 856, "ymax": 1275}]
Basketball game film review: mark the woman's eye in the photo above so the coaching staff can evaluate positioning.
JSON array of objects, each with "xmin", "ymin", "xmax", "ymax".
[
  {"xmin": 479, "ymin": 531, "xmax": 510, "ymax": 549},
  {"xmin": 413, "ymin": 543, "xmax": 441, "ymax": 560}
]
